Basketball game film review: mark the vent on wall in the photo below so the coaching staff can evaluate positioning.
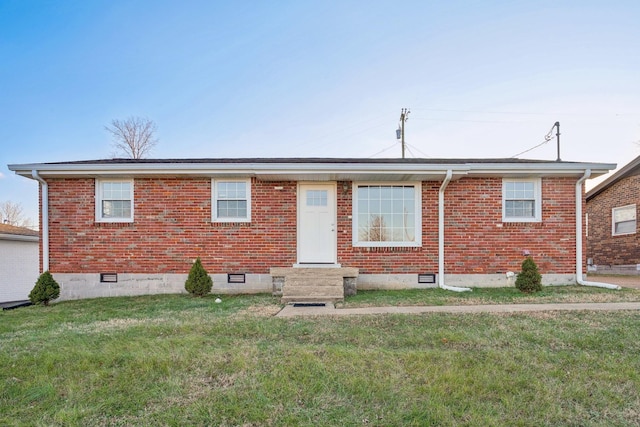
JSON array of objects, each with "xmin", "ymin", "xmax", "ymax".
[
  {"xmin": 418, "ymin": 273, "xmax": 436, "ymax": 284},
  {"xmin": 100, "ymin": 273, "xmax": 118, "ymax": 283},
  {"xmin": 227, "ymin": 273, "xmax": 246, "ymax": 284}
]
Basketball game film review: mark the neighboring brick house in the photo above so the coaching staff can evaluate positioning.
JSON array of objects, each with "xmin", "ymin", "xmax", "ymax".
[
  {"xmin": 8, "ymin": 158, "xmax": 615, "ymax": 301},
  {"xmin": 586, "ymin": 155, "xmax": 640, "ymax": 274},
  {"xmin": 0, "ymin": 223, "xmax": 39, "ymax": 303}
]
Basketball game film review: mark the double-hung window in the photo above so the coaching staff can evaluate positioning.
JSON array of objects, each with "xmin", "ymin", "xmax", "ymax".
[
  {"xmin": 96, "ymin": 179, "xmax": 134, "ymax": 222},
  {"xmin": 612, "ymin": 204, "xmax": 636, "ymax": 236},
  {"xmin": 502, "ymin": 179, "xmax": 541, "ymax": 222},
  {"xmin": 353, "ymin": 183, "xmax": 421, "ymax": 247},
  {"xmin": 212, "ymin": 179, "xmax": 251, "ymax": 222}
]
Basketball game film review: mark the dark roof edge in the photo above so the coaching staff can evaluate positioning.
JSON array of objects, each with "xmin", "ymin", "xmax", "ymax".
[
  {"xmin": 13, "ymin": 157, "xmax": 609, "ymax": 166},
  {"xmin": 586, "ymin": 154, "xmax": 640, "ymax": 200}
]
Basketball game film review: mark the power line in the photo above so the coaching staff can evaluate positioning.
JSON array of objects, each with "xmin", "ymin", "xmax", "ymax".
[
  {"xmin": 510, "ymin": 121, "xmax": 560, "ymax": 159},
  {"xmin": 510, "ymin": 138, "xmax": 551, "ymax": 158},
  {"xmin": 411, "ymin": 107, "xmax": 557, "ymax": 116},
  {"xmin": 368, "ymin": 142, "xmax": 399, "ymax": 158},
  {"xmin": 405, "ymin": 143, "xmax": 431, "ymax": 158},
  {"xmin": 412, "ymin": 107, "xmax": 640, "ymax": 117}
]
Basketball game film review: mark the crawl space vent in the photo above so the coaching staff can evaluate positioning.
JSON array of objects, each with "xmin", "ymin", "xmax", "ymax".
[
  {"xmin": 418, "ymin": 273, "xmax": 436, "ymax": 284},
  {"xmin": 100, "ymin": 273, "xmax": 118, "ymax": 283},
  {"xmin": 227, "ymin": 273, "xmax": 246, "ymax": 284},
  {"xmin": 292, "ymin": 303, "xmax": 327, "ymax": 308}
]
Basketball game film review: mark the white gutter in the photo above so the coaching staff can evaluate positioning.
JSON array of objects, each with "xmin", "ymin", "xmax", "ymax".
[
  {"xmin": 0, "ymin": 233, "xmax": 39, "ymax": 242},
  {"xmin": 575, "ymin": 169, "xmax": 620, "ymax": 290},
  {"xmin": 439, "ymin": 170, "xmax": 472, "ymax": 292},
  {"xmin": 31, "ymin": 170, "xmax": 49, "ymax": 272}
]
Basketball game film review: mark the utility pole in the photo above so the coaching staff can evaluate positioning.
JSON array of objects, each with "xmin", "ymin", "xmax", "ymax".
[
  {"xmin": 554, "ymin": 121, "xmax": 561, "ymax": 161},
  {"xmin": 396, "ymin": 108, "xmax": 410, "ymax": 158}
]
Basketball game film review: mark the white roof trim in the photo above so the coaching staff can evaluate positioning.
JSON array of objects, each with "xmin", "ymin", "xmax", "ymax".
[{"xmin": 8, "ymin": 160, "xmax": 616, "ymax": 181}]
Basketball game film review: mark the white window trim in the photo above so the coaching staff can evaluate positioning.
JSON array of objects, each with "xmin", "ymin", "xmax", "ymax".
[
  {"xmin": 352, "ymin": 182, "xmax": 422, "ymax": 247},
  {"xmin": 612, "ymin": 204, "xmax": 636, "ymax": 236},
  {"xmin": 212, "ymin": 178, "xmax": 252, "ymax": 223},
  {"xmin": 502, "ymin": 178, "xmax": 542, "ymax": 223},
  {"xmin": 95, "ymin": 178, "xmax": 134, "ymax": 223}
]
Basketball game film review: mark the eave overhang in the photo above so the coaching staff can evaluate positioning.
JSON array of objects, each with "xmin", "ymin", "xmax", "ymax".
[
  {"xmin": 586, "ymin": 154, "xmax": 640, "ymax": 201},
  {"xmin": 8, "ymin": 159, "xmax": 616, "ymax": 182}
]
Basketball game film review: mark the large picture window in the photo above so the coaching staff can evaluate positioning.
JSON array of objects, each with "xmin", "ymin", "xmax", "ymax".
[
  {"xmin": 502, "ymin": 179, "xmax": 542, "ymax": 222},
  {"xmin": 612, "ymin": 204, "xmax": 636, "ymax": 236},
  {"xmin": 95, "ymin": 179, "xmax": 134, "ymax": 222},
  {"xmin": 353, "ymin": 183, "xmax": 421, "ymax": 247},
  {"xmin": 212, "ymin": 179, "xmax": 251, "ymax": 222}
]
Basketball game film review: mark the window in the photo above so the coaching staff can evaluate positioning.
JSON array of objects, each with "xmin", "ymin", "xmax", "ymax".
[
  {"xmin": 306, "ymin": 190, "xmax": 327, "ymax": 206},
  {"xmin": 212, "ymin": 179, "xmax": 251, "ymax": 222},
  {"xmin": 612, "ymin": 204, "xmax": 636, "ymax": 236},
  {"xmin": 352, "ymin": 183, "xmax": 421, "ymax": 247},
  {"xmin": 96, "ymin": 179, "xmax": 134, "ymax": 222},
  {"xmin": 502, "ymin": 179, "xmax": 541, "ymax": 222}
]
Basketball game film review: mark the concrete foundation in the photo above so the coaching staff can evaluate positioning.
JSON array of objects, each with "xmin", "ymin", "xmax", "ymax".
[
  {"xmin": 52, "ymin": 273, "xmax": 272, "ymax": 301},
  {"xmin": 50, "ymin": 271, "xmax": 578, "ymax": 301},
  {"xmin": 357, "ymin": 273, "xmax": 576, "ymax": 290}
]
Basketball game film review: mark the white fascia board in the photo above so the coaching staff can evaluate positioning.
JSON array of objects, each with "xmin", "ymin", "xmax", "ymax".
[
  {"xmin": 466, "ymin": 162, "xmax": 616, "ymax": 177},
  {"xmin": 8, "ymin": 162, "xmax": 472, "ymax": 180},
  {"xmin": 8, "ymin": 160, "xmax": 616, "ymax": 180}
]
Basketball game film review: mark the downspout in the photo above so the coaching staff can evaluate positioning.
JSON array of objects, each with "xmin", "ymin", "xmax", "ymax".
[
  {"xmin": 31, "ymin": 170, "xmax": 49, "ymax": 272},
  {"xmin": 439, "ymin": 170, "xmax": 471, "ymax": 292},
  {"xmin": 575, "ymin": 169, "xmax": 620, "ymax": 290}
]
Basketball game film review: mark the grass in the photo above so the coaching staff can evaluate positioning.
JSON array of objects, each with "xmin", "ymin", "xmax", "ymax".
[
  {"xmin": 1, "ymin": 291, "xmax": 639, "ymax": 426},
  {"xmin": 340, "ymin": 285, "xmax": 640, "ymax": 308}
]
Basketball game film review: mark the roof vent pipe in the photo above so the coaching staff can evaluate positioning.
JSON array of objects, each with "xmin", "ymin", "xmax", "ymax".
[
  {"xmin": 439, "ymin": 170, "xmax": 471, "ymax": 292},
  {"xmin": 575, "ymin": 169, "xmax": 620, "ymax": 290},
  {"xmin": 31, "ymin": 170, "xmax": 49, "ymax": 272}
]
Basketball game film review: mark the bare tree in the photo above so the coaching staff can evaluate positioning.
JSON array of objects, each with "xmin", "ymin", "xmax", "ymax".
[
  {"xmin": 0, "ymin": 201, "xmax": 32, "ymax": 227},
  {"xmin": 359, "ymin": 215, "xmax": 389, "ymax": 242},
  {"xmin": 105, "ymin": 116, "xmax": 158, "ymax": 159}
]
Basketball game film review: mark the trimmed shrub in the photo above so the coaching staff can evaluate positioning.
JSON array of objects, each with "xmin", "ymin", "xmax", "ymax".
[
  {"xmin": 185, "ymin": 257, "xmax": 213, "ymax": 297},
  {"xmin": 29, "ymin": 271, "xmax": 60, "ymax": 306},
  {"xmin": 515, "ymin": 257, "xmax": 542, "ymax": 293}
]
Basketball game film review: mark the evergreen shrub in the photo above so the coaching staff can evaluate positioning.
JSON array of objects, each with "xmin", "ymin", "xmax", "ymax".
[
  {"xmin": 185, "ymin": 257, "xmax": 213, "ymax": 297},
  {"xmin": 515, "ymin": 257, "xmax": 542, "ymax": 293},
  {"xmin": 29, "ymin": 271, "xmax": 60, "ymax": 306}
]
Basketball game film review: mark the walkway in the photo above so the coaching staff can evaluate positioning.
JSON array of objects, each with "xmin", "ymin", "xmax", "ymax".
[{"xmin": 276, "ymin": 302, "xmax": 640, "ymax": 317}]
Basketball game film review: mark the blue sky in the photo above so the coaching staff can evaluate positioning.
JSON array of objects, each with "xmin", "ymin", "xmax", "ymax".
[{"xmin": 1, "ymin": 0, "xmax": 639, "ymax": 226}]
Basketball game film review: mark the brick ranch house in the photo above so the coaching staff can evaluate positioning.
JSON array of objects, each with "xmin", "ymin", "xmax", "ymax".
[
  {"xmin": 8, "ymin": 157, "xmax": 618, "ymax": 301},
  {"xmin": 586, "ymin": 154, "xmax": 640, "ymax": 275}
]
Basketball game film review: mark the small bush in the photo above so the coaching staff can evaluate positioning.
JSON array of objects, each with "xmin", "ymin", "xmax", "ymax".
[
  {"xmin": 29, "ymin": 271, "xmax": 60, "ymax": 306},
  {"xmin": 515, "ymin": 257, "xmax": 542, "ymax": 293},
  {"xmin": 185, "ymin": 257, "xmax": 213, "ymax": 297}
]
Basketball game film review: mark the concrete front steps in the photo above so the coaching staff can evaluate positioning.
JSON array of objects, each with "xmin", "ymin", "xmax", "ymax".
[{"xmin": 270, "ymin": 266, "xmax": 359, "ymax": 304}]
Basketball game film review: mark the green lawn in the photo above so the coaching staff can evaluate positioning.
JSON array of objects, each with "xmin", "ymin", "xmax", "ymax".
[
  {"xmin": 2, "ymin": 291, "xmax": 639, "ymax": 426},
  {"xmin": 340, "ymin": 285, "xmax": 640, "ymax": 308}
]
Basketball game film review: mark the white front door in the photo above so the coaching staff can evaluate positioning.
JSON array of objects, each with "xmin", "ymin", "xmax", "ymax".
[{"xmin": 298, "ymin": 183, "xmax": 336, "ymax": 264}]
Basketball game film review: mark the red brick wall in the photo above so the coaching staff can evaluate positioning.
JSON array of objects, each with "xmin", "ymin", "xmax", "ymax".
[
  {"xmin": 48, "ymin": 178, "xmax": 297, "ymax": 274},
  {"xmin": 337, "ymin": 181, "xmax": 439, "ymax": 273},
  {"xmin": 444, "ymin": 177, "xmax": 578, "ymax": 274},
  {"xmin": 45, "ymin": 176, "xmax": 581, "ymax": 275},
  {"xmin": 586, "ymin": 174, "xmax": 640, "ymax": 265},
  {"xmin": 338, "ymin": 177, "xmax": 579, "ymax": 274}
]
